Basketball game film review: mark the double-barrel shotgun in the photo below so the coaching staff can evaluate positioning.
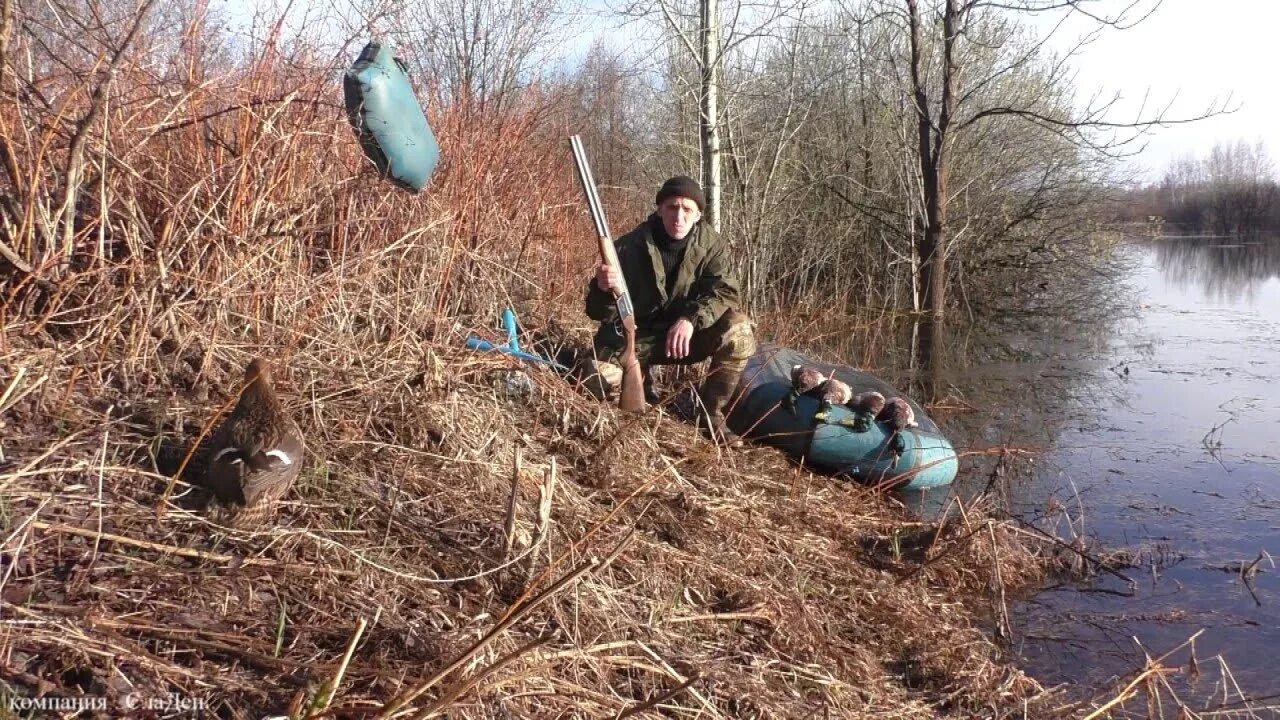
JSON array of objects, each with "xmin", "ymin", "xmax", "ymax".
[{"xmin": 568, "ymin": 136, "xmax": 646, "ymax": 413}]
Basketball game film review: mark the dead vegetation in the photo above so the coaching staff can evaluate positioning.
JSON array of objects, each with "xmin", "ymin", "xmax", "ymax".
[
  {"xmin": 0, "ymin": 11, "xmax": 1063, "ymax": 703},
  {"xmin": 3, "ymin": 273, "xmax": 1063, "ymax": 717},
  {"xmin": 0, "ymin": 3, "xmax": 1237, "ymax": 717}
]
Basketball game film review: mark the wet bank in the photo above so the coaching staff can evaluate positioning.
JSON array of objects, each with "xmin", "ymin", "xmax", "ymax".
[
  {"xmin": 779, "ymin": 234, "xmax": 1279, "ymax": 708},
  {"xmin": 1005, "ymin": 236, "xmax": 1280, "ymax": 701}
]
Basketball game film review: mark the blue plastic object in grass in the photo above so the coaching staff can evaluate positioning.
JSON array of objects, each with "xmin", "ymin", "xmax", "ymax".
[
  {"xmin": 464, "ymin": 337, "xmax": 568, "ymax": 371},
  {"xmin": 502, "ymin": 308, "xmax": 520, "ymax": 351},
  {"xmin": 464, "ymin": 309, "xmax": 568, "ymax": 372},
  {"xmin": 343, "ymin": 40, "xmax": 440, "ymax": 192}
]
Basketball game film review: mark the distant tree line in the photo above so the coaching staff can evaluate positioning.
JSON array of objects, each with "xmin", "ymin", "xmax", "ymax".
[
  {"xmin": 546, "ymin": 0, "xmax": 1224, "ymax": 322},
  {"xmin": 1124, "ymin": 140, "xmax": 1280, "ymax": 237}
]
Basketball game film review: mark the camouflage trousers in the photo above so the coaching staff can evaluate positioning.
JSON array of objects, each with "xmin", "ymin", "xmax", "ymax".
[
  {"xmin": 594, "ymin": 309, "xmax": 754, "ymax": 369},
  {"xmin": 592, "ymin": 309, "xmax": 757, "ymax": 405}
]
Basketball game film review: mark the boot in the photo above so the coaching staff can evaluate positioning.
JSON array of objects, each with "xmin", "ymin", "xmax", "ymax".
[
  {"xmin": 697, "ymin": 365, "xmax": 744, "ymax": 448},
  {"xmin": 642, "ymin": 366, "xmax": 662, "ymax": 406}
]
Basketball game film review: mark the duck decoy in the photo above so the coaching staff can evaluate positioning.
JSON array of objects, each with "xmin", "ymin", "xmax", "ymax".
[
  {"xmin": 813, "ymin": 377, "xmax": 852, "ymax": 423},
  {"xmin": 875, "ymin": 397, "xmax": 918, "ymax": 431},
  {"xmin": 206, "ymin": 358, "xmax": 304, "ymax": 527},
  {"xmin": 839, "ymin": 391, "xmax": 885, "ymax": 432}
]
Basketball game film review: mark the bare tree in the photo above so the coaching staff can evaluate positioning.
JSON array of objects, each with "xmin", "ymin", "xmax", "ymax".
[
  {"xmin": 905, "ymin": 0, "xmax": 955, "ymax": 321},
  {"xmin": 612, "ymin": 0, "xmax": 808, "ymax": 233},
  {"xmin": 1154, "ymin": 139, "xmax": 1279, "ymax": 236},
  {"xmin": 370, "ymin": 0, "xmax": 572, "ymax": 113}
]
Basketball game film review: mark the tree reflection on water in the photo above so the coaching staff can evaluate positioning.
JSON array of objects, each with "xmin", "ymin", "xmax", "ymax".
[{"xmin": 1154, "ymin": 233, "xmax": 1280, "ymax": 306}]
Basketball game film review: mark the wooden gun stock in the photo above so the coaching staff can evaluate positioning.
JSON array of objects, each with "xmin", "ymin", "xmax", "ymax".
[{"xmin": 569, "ymin": 135, "xmax": 646, "ymax": 413}]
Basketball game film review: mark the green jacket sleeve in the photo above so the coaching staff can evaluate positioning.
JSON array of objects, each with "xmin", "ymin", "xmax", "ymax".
[
  {"xmin": 585, "ymin": 231, "xmax": 637, "ymax": 323},
  {"xmin": 682, "ymin": 238, "xmax": 742, "ymax": 330}
]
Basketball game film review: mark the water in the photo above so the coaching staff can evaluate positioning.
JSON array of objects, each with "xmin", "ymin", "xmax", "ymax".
[
  {"xmin": 768, "ymin": 234, "xmax": 1279, "ymax": 707},
  {"xmin": 985, "ymin": 237, "xmax": 1280, "ymax": 704}
]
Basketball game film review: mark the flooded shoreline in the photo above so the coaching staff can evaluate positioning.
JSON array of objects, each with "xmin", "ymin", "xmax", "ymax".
[
  {"xmin": 1005, "ymin": 236, "xmax": 1280, "ymax": 700},
  {"xmin": 792, "ymin": 234, "xmax": 1280, "ymax": 704}
]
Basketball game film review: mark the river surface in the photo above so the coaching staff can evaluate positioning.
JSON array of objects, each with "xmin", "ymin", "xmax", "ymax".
[
  {"xmin": 1009, "ymin": 238, "xmax": 1279, "ymax": 706},
  {"xmin": 754, "ymin": 233, "xmax": 1280, "ymax": 709},
  {"xmin": 911, "ymin": 237, "xmax": 1280, "ymax": 707},
  {"xmin": 890, "ymin": 237, "xmax": 1280, "ymax": 709}
]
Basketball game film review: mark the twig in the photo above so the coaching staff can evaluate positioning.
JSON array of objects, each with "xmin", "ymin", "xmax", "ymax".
[
  {"xmin": 664, "ymin": 608, "xmax": 770, "ymax": 625},
  {"xmin": 307, "ymin": 616, "xmax": 368, "ymax": 719},
  {"xmin": 533, "ymin": 456, "xmax": 556, "ymax": 554},
  {"xmin": 300, "ymin": 530, "xmax": 535, "ymax": 584},
  {"xmin": 411, "ymin": 634, "xmax": 553, "ymax": 720},
  {"xmin": 502, "ymin": 446, "xmax": 521, "ymax": 561},
  {"xmin": 91, "ymin": 427, "xmax": 107, "ymax": 569},
  {"xmin": 27, "ymin": 521, "xmax": 355, "ymax": 577},
  {"xmin": 375, "ymin": 535, "xmax": 631, "ymax": 719},
  {"xmin": 893, "ymin": 520, "xmax": 983, "ymax": 584},
  {"xmin": 616, "ymin": 672, "xmax": 702, "ymax": 719},
  {"xmin": 1077, "ymin": 630, "xmax": 1206, "ymax": 719},
  {"xmin": 495, "ymin": 458, "xmax": 684, "ymax": 627},
  {"xmin": 0, "ymin": 428, "xmax": 89, "ymax": 494},
  {"xmin": 156, "ymin": 371, "xmax": 254, "ymax": 516},
  {"xmin": 1081, "ymin": 666, "xmax": 1165, "ymax": 720},
  {"xmin": 0, "ymin": 237, "xmax": 31, "ymax": 274},
  {"xmin": 56, "ymin": 0, "xmax": 160, "ymax": 258},
  {"xmin": 988, "ymin": 521, "xmax": 1009, "ymax": 643},
  {"xmin": 1001, "ymin": 515, "xmax": 1137, "ymax": 592}
]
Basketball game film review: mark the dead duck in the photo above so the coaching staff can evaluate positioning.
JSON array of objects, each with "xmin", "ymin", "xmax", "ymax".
[
  {"xmin": 206, "ymin": 358, "xmax": 304, "ymax": 527},
  {"xmin": 839, "ymin": 391, "xmax": 885, "ymax": 432},
  {"xmin": 876, "ymin": 397, "xmax": 918, "ymax": 461},
  {"xmin": 876, "ymin": 397, "xmax": 918, "ymax": 431},
  {"xmin": 783, "ymin": 365, "xmax": 826, "ymax": 415},
  {"xmin": 813, "ymin": 377, "xmax": 852, "ymax": 422}
]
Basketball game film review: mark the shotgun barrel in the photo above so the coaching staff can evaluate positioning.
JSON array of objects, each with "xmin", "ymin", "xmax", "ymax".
[{"xmin": 569, "ymin": 135, "xmax": 646, "ymax": 413}]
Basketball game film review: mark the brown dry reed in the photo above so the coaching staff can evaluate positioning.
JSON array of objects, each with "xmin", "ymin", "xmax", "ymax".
[{"xmin": 0, "ymin": 5, "xmax": 1111, "ymax": 719}]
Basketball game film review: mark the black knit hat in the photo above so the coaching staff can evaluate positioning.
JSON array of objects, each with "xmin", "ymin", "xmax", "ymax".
[{"xmin": 655, "ymin": 175, "xmax": 705, "ymax": 211}]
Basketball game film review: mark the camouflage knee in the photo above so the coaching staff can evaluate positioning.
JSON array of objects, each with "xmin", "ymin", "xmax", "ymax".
[{"xmin": 711, "ymin": 310, "xmax": 756, "ymax": 372}]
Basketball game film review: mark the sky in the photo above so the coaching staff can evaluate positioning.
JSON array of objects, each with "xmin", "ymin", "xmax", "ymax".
[
  {"xmin": 218, "ymin": 0, "xmax": 1277, "ymax": 183},
  {"xmin": 563, "ymin": 0, "xmax": 1280, "ymax": 182},
  {"xmin": 1025, "ymin": 0, "xmax": 1280, "ymax": 182}
]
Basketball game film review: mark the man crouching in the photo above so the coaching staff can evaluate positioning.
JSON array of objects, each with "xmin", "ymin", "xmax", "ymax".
[{"xmin": 585, "ymin": 175, "xmax": 757, "ymax": 447}]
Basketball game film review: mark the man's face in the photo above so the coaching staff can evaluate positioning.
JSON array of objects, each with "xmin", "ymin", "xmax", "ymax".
[{"xmin": 658, "ymin": 197, "xmax": 701, "ymax": 240}]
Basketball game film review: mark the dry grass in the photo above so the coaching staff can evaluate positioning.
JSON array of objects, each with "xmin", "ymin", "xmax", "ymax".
[
  {"xmin": 0, "ymin": 221, "xmax": 1062, "ymax": 718},
  {"xmin": 0, "ymin": 10, "xmax": 1084, "ymax": 717},
  {"xmin": 1, "ymin": 288, "xmax": 1060, "ymax": 717}
]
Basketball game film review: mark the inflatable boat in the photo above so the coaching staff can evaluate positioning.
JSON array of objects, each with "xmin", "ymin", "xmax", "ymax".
[{"xmin": 725, "ymin": 346, "xmax": 958, "ymax": 490}]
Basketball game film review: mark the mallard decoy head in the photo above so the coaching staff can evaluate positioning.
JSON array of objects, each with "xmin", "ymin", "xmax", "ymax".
[
  {"xmin": 814, "ymin": 377, "xmax": 852, "ymax": 422},
  {"xmin": 820, "ymin": 377, "xmax": 852, "ymax": 406},
  {"xmin": 850, "ymin": 391, "xmax": 885, "ymax": 416},
  {"xmin": 838, "ymin": 391, "xmax": 885, "ymax": 432},
  {"xmin": 784, "ymin": 365, "xmax": 827, "ymax": 415},
  {"xmin": 206, "ymin": 358, "xmax": 305, "ymax": 527}
]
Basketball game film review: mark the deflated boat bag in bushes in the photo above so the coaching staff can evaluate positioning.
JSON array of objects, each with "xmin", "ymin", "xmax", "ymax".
[{"xmin": 343, "ymin": 41, "xmax": 440, "ymax": 192}]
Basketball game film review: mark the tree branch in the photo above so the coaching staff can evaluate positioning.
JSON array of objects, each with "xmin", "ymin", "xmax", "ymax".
[
  {"xmin": 56, "ymin": 0, "xmax": 159, "ymax": 261},
  {"xmin": 958, "ymin": 102, "xmax": 1232, "ymax": 133},
  {"xmin": 653, "ymin": 0, "xmax": 703, "ymax": 65},
  {"xmin": 0, "ymin": 0, "xmax": 12, "ymax": 75}
]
